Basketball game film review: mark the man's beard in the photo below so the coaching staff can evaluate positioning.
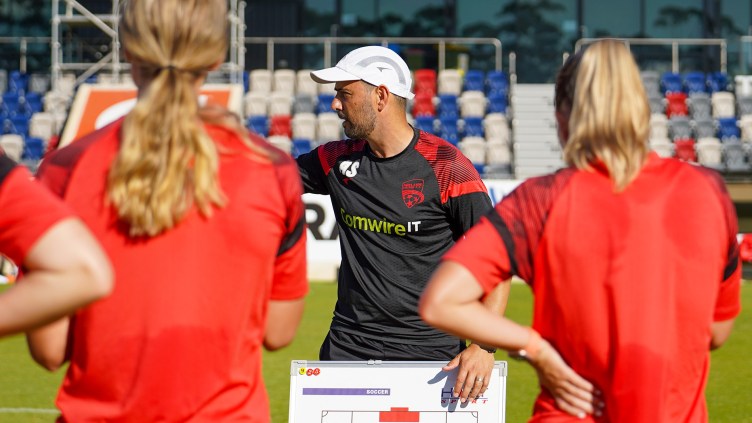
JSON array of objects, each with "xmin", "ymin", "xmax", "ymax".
[{"xmin": 340, "ymin": 105, "xmax": 377, "ymax": 139}]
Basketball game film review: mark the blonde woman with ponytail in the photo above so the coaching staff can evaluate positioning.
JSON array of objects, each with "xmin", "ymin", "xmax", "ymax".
[
  {"xmin": 421, "ymin": 39, "xmax": 740, "ymax": 422},
  {"xmin": 28, "ymin": 0, "xmax": 308, "ymax": 421}
]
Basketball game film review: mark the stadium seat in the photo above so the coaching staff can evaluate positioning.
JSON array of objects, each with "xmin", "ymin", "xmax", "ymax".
[
  {"xmin": 665, "ymin": 92, "xmax": 688, "ymax": 117},
  {"xmin": 414, "ymin": 116, "xmax": 436, "ymax": 134},
  {"xmin": 649, "ymin": 137, "xmax": 673, "ymax": 158},
  {"xmin": 723, "ymin": 139, "xmax": 751, "ymax": 172},
  {"xmin": 640, "ymin": 70, "xmax": 661, "ymax": 96},
  {"xmin": 29, "ymin": 112, "xmax": 55, "ymax": 142},
  {"xmin": 439, "ymin": 117, "xmax": 459, "ymax": 145},
  {"xmin": 413, "ymin": 69, "xmax": 437, "ymax": 98},
  {"xmin": 316, "ymin": 113, "xmax": 342, "ymax": 142},
  {"xmin": 486, "ymin": 93, "xmax": 508, "ymax": 114},
  {"xmin": 735, "ymin": 75, "xmax": 752, "ymax": 99},
  {"xmin": 463, "ymin": 70, "xmax": 485, "ymax": 92},
  {"xmin": 43, "ymin": 90, "xmax": 71, "ymax": 113},
  {"xmin": 437, "ymin": 69, "xmax": 462, "ymax": 95},
  {"xmin": 739, "ymin": 115, "xmax": 752, "ymax": 142},
  {"xmin": 687, "ymin": 92, "xmax": 711, "ymax": 119},
  {"xmin": 247, "ymin": 115, "xmax": 269, "ymax": 136},
  {"xmin": 28, "ymin": 73, "xmax": 50, "ymax": 94},
  {"xmin": 243, "ymin": 91, "xmax": 268, "ymax": 117},
  {"xmin": 683, "ymin": 71, "xmax": 706, "ymax": 94},
  {"xmin": 291, "ymin": 139, "xmax": 312, "ymax": 157},
  {"xmin": 318, "ymin": 81, "xmax": 335, "ymax": 94},
  {"xmin": 291, "ymin": 112, "xmax": 317, "ymax": 141},
  {"xmin": 711, "ymin": 91, "xmax": 735, "ymax": 119},
  {"xmin": 272, "ymin": 69, "xmax": 296, "ymax": 95},
  {"xmin": 0, "ymin": 70, "xmax": 6, "ymax": 95},
  {"xmin": 437, "ymin": 94, "xmax": 459, "ymax": 120},
  {"xmin": 269, "ymin": 91, "xmax": 293, "ymax": 116},
  {"xmin": 8, "ymin": 115, "xmax": 29, "ymax": 136},
  {"xmin": 268, "ymin": 115, "xmax": 292, "ymax": 138},
  {"xmin": 673, "ymin": 138, "xmax": 697, "ymax": 162},
  {"xmin": 1, "ymin": 92, "xmax": 20, "ymax": 114},
  {"xmin": 648, "ymin": 93, "xmax": 665, "ymax": 115},
  {"xmin": 462, "ymin": 117, "xmax": 484, "ymax": 137},
  {"xmin": 696, "ymin": 137, "xmax": 723, "ymax": 169},
  {"xmin": 267, "ymin": 135, "xmax": 292, "ymax": 154},
  {"xmin": 485, "ymin": 71, "xmax": 509, "ymax": 97},
  {"xmin": 649, "ymin": 114, "xmax": 669, "ymax": 139},
  {"xmin": 483, "ymin": 113, "xmax": 510, "ymax": 143},
  {"xmin": 8, "ymin": 71, "xmax": 28, "ymax": 94},
  {"xmin": 458, "ymin": 136, "xmax": 486, "ymax": 165},
  {"xmin": 660, "ymin": 72, "xmax": 682, "ymax": 94},
  {"xmin": 411, "ymin": 93, "xmax": 435, "ymax": 117},
  {"xmin": 22, "ymin": 136, "xmax": 44, "ymax": 160},
  {"xmin": 707, "ymin": 72, "xmax": 729, "ymax": 93},
  {"xmin": 668, "ymin": 116, "xmax": 692, "ymax": 140},
  {"xmin": 459, "ymin": 91, "xmax": 487, "ymax": 118},
  {"xmin": 292, "ymin": 93, "xmax": 317, "ymax": 114},
  {"xmin": 738, "ymin": 96, "xmax": 752, "ymax": 118},
  {"xmin": 0, "ymin": 134, "xmax": 23, "ymax": 161},
  {"xmin": 693, "ymin": 117, "xmax": 716, "ymax": 139},
  {"xmin": 717, "ymin": 117, "xmax": 740, "ymax": 141},
  {"xmin": 296, "ymin": 69, "xmax": 318, "ymax": 96},
  {"xmin": 316, "ymin": 94, "xmax": 335, "ymax": 114},
  {"xmin": 249, "ymin": 69, "xmax": 273, "ymax": 94},
  {"xmin": 486, "ymin": 141, "xmax": 512, "ymax": 165}
]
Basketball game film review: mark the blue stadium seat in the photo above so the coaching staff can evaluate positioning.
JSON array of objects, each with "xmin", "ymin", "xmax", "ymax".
[
  {"xmin": 439, "ymin": 117, "xmax": 459, "ymax": 145},
  {"xmin": 485, "ymin": 71, "xmax": 509, "ymax": 97},
  {"xmin": 23, "ymin": 136, "xmax": 44, "ymax": 160},
  {"xmin": 291, "ymin": 139, "xmax": 312, "ymax": 157},
  {"xmin": 2, "ymin": 92, "xmax": 20, "ymax": 114},
  {"xmin": 463, "ymin": 70, "xmax": 485, "ymax": 92},
  {"xmin": 316, "ymin": 94, "xmax": 335, "ymax": 114},
  {"xmin": 8, "ymin": 71, "xmax": 27, "ymax": 94},
  {"xmin": 9, "ymin": 114, "xmax": 29, "ymax": 136},
  {"xmin": 707, "ymin": 72, "xmax": 729, "ymax": 93},
  {"xmin": 683, "ymin": 72, "xmax": 706, "ymax": 94},
  {"xmin": 717, "ymin": 117, "xmax": 740, "ymax": 141},
  {"xmin": 414, "ymin": 116, "xmax": 436, "ymax": 134},
  {"xmin": 243, "ymin": 71, "xmax": 250, "ymax": 92},
  {"xmin": 487, "ymin": 94, "xmax": 508, "ymax": 114},
  {"xmin": 247, "ymin": 115, "xmax": 269, "ymax": 136},
  {"xmin": 660, "ymin": 72, "xmax": 682, "ymax": 94},
  {"xmin": 23, "ymin": 92, "xmax": 42, "ymax": 114},
  {"xmin": 437, "ymin": 94, "xmax": 459, "ymax": 120},
  {"xmin": 463, "ymin": 117, "xmax": 484, "ymax": 137}
]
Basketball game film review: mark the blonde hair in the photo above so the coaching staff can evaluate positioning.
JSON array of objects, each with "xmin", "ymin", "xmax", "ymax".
[
  {"xmin": 563, "ymin": 40, "xmax": 651, "ymax": 191},
  {"xmin": 109, "ymin": 0, "xmax": 229, "ymax": 237}
]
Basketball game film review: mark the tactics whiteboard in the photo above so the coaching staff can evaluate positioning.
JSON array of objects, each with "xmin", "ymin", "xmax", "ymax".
[{"xmin": 289, "ymin": 360, "xmax": 507, "ymax": 423}]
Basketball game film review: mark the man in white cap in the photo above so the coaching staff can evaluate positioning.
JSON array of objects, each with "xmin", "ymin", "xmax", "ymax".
[{"xmin": 296, "ymin": 46, "xmax": 510, "ymax": 402}]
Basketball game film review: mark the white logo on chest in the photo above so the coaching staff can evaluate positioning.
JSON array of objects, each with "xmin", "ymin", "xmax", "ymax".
[{"xmin": 339, "ymin": 160, "xmax": 360, "ymax": 178}]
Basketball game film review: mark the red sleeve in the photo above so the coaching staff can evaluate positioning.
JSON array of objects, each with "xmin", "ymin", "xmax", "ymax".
[
  {"xmin": 0, "ymin": 157, "xmax": 74, "ymax": 265},
  {"xmin": 442, "ymin": 214, "xmax": 512, "ymax": 294},
  {"xmin": 270, "ymin": 157, "xmax": 308, "ymax": 301}
]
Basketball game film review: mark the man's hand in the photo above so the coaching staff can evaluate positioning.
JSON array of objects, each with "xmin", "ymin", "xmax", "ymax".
[{"xmin": 443, "ymin": 343, "xmax": 495, "ymax": 403}]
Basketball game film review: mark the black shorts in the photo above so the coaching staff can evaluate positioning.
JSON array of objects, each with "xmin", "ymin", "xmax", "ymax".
[{"xmin": 319, "ymin": 328, "xmax": 465, "ymax": 361}]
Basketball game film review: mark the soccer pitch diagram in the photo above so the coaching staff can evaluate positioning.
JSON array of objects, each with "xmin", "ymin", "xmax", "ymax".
[{"xmin": 288, "ymin": 361, "xmax": 507, "ymax": 423}]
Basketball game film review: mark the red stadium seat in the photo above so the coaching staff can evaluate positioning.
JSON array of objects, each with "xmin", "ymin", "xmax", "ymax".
[
  {"xmin": 411, "ymin": 93, "xmax": 435, "ymax": 117},
  {"xmin": 414, "ymin": 69, "xmax": 437, "ymax": 98},
  {"xmin": 268, "ymin": 115, "xmax": 292, "ymax": 138},
  {"xmin": 665, "ymin": 92, "xmax": 688, "ymax": 117},
  {"xmin": 673, "ymin": 138, "xmax": 696, "ymax": 162}
]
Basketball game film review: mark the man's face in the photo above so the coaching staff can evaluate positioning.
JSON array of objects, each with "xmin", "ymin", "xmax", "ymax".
[{"xmin": 332, "ymin": 80, "xmax": 377, "ymax": 140}]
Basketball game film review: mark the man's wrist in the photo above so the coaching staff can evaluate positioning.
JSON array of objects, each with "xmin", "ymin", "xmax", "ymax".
[
  {"xmin": 511, "ymin": 327, "xmax": 542, "ymax": 362},
  {"xmin": 471, "ymin": 342, "xmax": 497, "ymax": 354}
]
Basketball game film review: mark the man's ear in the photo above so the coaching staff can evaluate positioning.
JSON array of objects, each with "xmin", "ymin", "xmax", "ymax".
[{"xmin": 375, "ymin": 85, "xmax": 389, "ymax": 111}]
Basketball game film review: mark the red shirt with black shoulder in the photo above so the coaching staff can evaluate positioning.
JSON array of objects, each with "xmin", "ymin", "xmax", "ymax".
[
  {"xmin": 37, "ymin": 118, "xmax": 308, "ymax": 422},
  {"xmin": 444, "ymin": 153, "xmax": 741, "ymax": 422}
]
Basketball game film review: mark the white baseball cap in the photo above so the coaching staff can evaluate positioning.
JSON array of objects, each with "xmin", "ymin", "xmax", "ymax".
[{"xmin": 310, "ymin": 46, "xmax": 415, "ymax": 100}]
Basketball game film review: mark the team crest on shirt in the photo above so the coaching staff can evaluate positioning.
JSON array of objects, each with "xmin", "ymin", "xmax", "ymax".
[{"xmin": 402, "ymin": 179, "xmax": 425, "ymax": 208}]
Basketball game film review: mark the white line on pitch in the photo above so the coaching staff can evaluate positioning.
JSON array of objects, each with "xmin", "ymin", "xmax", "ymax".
[{"xmin": 0, "ymin": 408, "xmax": 59, "ymax": 414}]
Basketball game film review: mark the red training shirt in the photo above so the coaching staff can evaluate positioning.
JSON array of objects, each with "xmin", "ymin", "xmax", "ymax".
[
  {"xmin": 444, "ymin": 153, "xmax": 741, "ymax": 423},
  {"xmin": 0, "ymin": 153, "xmax": 73, "ymax": 266},
  {"xmin": 37, "ymin": 119, "xmax": 308, "ymax": 422}
]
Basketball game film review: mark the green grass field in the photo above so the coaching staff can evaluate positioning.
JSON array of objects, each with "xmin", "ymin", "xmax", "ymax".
[{"xmin": 0, "ymin": 283, "xmax": 749, "ymax": 422}]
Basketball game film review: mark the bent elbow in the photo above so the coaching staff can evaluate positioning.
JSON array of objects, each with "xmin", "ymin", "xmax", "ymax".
[
  {"xmin": 82, "ymin": 259, "xmax": 114, "ymax": 302},
  {"xmin": 263, "ymin": 331, "xmax": 296, "ymax": 351},
  {"xmin": 29, "ymin": 350, "xmax": 65, "ymax": 372},
  {"xmin": 418, "ymin": 295, "xmax": 440, "ymax": 328}
]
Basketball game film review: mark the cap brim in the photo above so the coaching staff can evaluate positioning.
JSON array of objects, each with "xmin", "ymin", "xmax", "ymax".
[{"xmin": 310, "ymin": 66, "xmax": 361, "ymax": 84}]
